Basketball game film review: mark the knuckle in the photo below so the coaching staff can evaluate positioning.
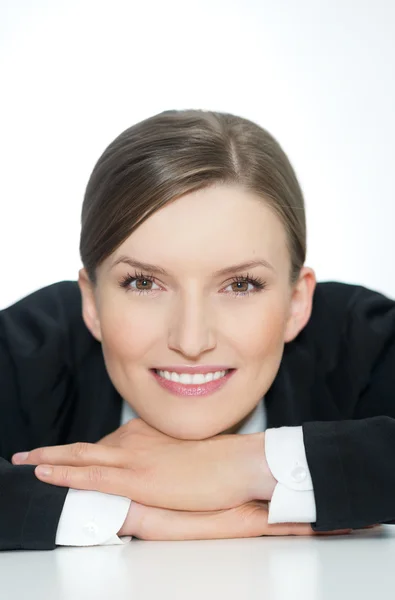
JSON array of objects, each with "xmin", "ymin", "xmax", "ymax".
[
  {"xmin": 71, "ymin": 441, "xmax": 89, "ymax": 459},
  {"xmin": 118, "ymin": 429, "xmax": 134, "ymax": 446},
  {"xmin": 126, "ymin": 418, "xmax": 139, "ymax": 432},
  {"xmin": 33, "ymin": 446, "xmax": 54, "ymax": 464},
  {"xmin": 59, "ymin": 466, "xmax": 72, "ymax": 482},
  {"xmin": 125, "ymin": 419, "xmax": 145, "ymax": 439},
  {"xmin": 88, "ymin": 465, "xmax": 104, "ymax": 483},
  {"xmin": 34, "ymin": 448, "xmax": 47, "ymax": 464}
]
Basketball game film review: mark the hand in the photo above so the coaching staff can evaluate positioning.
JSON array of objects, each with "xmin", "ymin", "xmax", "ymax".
[
  {"xmin": 11, "ymin": 418, "xmax": 277, "ymax": 511},
  {"xmin": 98, "ymin": 418, "xmax": 277, "ymax": 499},
  {"xmin": 118, "ymin": 499, "xmax": 355, "ymax": 540}
]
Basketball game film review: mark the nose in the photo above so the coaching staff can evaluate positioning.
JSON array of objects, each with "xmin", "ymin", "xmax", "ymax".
[{"xmin": 167, "ymin": 295, "xmax": 216, "ymax": 358}]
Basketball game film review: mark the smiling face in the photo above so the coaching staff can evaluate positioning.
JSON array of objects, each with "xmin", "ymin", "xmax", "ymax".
[{"xmin": 79, "ymin": 183, "xmax": 316, "ymax": 440}]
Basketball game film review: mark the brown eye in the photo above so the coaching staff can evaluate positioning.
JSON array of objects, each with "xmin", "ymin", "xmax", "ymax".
[
  {"xmin": 231, "ymin": 281, "xmax": 249, "ymax": 293},
  {"xmin": 135, "ymin": 278, "xmax": 153, "ymax": 291},
  {"xmin": 225, "ymin": 275, "xmax": 267, "ymax": 297}
]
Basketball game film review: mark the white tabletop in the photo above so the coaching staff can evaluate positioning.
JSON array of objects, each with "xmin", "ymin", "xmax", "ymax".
[{"xmin": 1, "ymin": 525, "xmax": 392, "ymax": 600}]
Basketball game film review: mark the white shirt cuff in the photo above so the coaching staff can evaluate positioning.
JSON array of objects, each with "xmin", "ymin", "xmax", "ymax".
[
  {"xmin": 264, "ymin": 426, "xmax": 317, "ymax": 523},
  {"xmin": 55, "ymin": 489, "xmax": 133, "ymax": 546}
]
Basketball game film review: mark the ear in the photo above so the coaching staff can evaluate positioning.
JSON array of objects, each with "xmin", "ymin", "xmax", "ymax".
[
  {"xmin": 283, "ymin": 267, "xmax": 317, "ymax": 343},
  {"xmin": 78, "ymin": 268, "xmax": 102, "ymax": 342}
]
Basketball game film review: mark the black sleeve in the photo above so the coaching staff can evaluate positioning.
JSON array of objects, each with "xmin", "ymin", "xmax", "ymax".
[
  {"xmin": 0, "ymin": 460, "xmax": 68, "ymax": 551},
  {"xmin": 0, "ymin": 283, "xmax": 76, "ymax": 551},
  {"xmin": 303, "ymin": 284, "xmax": 395, "ymax": 531}
]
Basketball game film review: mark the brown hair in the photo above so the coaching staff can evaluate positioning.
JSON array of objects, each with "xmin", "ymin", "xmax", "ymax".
[{"xmin": 80, "ymin": 109, "xmax": 306, "ymax": 285}]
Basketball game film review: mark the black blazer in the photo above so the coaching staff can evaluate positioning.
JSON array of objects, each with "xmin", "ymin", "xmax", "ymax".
[{"xmin": 1, "ymin": 279, "xmax": 395, "ymax": 551}]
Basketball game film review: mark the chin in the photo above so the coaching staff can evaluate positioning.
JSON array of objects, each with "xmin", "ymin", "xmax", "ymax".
[{"xmin": 158, "ymin": 420, "xmax": 224, "ymax": 441}]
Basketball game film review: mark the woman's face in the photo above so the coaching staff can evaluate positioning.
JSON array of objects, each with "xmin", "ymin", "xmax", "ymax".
[{"xmin": 79, "ymin": 184, "xmax": 316, "ymax": 440}]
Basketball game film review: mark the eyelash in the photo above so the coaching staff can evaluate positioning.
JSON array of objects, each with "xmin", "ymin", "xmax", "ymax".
[{"xmin": 118, "ymin": 270, "xmax": 267, "ymax": 298}]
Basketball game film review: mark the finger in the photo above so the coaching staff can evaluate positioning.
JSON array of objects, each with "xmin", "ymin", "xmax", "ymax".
[
  {"xmin": 33, "ymin": 463, "xmax": 139, "ymax": 497},
  {"xmin": 12, "ymin": 442, "xmax": 128, "ymax": 468}
]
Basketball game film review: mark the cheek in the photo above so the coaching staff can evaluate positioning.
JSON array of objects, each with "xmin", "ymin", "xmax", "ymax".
[
  {"xmin": 99, "ymin": 304, "xmax": 160, "ymax": 364},
  {"xmin": 232, "ymin": 301, "xmax": 287, "ymax": 363},
  {"xmin": 232, "ymin": 304, "xmax": 287, "ymax": 402}
]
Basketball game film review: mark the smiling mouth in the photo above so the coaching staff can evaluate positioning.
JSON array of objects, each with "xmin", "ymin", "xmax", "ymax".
[
  {"xmin": 152, "ymin": 368, "xmax": 232, "ymax": 379},
  {"xmin": 150, "ymin": 368, "xmax": 236, "ymax": 397}
]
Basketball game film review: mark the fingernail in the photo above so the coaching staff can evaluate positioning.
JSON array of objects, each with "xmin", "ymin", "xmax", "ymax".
[
  {"xmin": 36, "ymin": 466, "xmax": 53, "ymax": 477},
  {"xmin": 13, "ymin": 452, "xmax": 29, "ymax": 463}
]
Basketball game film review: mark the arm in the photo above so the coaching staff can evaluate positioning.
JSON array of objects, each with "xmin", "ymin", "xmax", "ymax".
[
  {"xmin": 265, "ymin": 426, "xmax": 316, "ymax": 524},
  {"xmin": 305, "ymin": 415, "xmax": 395, "ymax": 531},
  {"xmin": 56, "ymin": 489, "xmax": 132, "ymax": 546},
  {"xmin": 303, "ymin": 284, "xmax": 395, "ymax": 531},
  {"xmin": 0, "ymin": 282, "xmax": 130, "ymax": 549},
  {"xmin": 0, "ymin": 287, "xmax": 70, "ymax": 550},
  {"xmin": 0, "ymin": 458, "xmax": 68, "ymax": 550},
  {"xmin": 263, "ymin": 284, "xmax": 395, "ymax": 531}
]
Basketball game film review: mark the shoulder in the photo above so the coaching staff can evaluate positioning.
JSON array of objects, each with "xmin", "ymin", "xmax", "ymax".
[
  {"xmin": 306, "ymin": 281, "xmax": 360, "ymax": 340},
  {"xmin": 314, "ymin": 279, "xmax": 372, "ymax": 308},
  {"xmin": 303, "ymin": 280, "xmax": 395, "ymax": 371},
  {"xmin": 313, "ymin": 280, "xmax": 395, "ymax": 323},
  {"xmin": 0, "ymin": 281, "xmax": 96, "ymax": 366},
  {"xmin": 3, "ymin": 280, "xmax": 81, "ymax": 316}
]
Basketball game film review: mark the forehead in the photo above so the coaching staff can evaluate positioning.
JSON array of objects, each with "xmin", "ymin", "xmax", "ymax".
[{"xmin": 110, "ymin": 184, "xmax": 290, "ymax": 273}]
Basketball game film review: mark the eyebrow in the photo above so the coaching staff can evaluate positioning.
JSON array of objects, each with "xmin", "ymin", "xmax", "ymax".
[{"xmin": 110, "ymin": 256, "xmax": 276, "ymax": 276}]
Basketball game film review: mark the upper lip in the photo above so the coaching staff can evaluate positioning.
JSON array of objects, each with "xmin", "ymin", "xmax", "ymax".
[{"xmin": 153, "ymin": 366, "xmax": 233, "ymax": 374}]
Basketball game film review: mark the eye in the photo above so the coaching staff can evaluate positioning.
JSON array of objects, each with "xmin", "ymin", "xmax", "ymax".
[
  {"xmin": 118, "ymin": 271, "xmax": 160, "ymax": 295},
  {"xmin": 224, "ymin": 275, "xmax": 267, "ymax": 297}
]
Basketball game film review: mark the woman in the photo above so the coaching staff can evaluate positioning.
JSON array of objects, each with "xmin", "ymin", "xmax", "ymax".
[{"xmin": 1, "ymin": 109, "xmax": 394, "ymax": 551}]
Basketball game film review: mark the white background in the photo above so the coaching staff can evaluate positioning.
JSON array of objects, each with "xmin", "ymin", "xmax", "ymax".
[{"xmin": 0, "ymin": 0, "xmax": 394, "ymax": 309}]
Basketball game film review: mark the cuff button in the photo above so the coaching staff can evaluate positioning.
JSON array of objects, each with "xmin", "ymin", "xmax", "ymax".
[
  {"xmin": 84, "ymin": 521, "xmax": 99, "ymax": 536},
  {"xmin": 291, "ymin": 466, "xmax": 307, "ymax": 482}
]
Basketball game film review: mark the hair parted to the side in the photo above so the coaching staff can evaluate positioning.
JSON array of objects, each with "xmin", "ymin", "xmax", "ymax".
[{"xmin": 80, "ymin": 109, "xmax": 306, "ymax": 285}]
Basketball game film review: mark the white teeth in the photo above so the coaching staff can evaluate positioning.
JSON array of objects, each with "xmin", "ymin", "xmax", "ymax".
[{"xmin": 157, "ymin": 370, "xmax": 228, "ymax": 384}]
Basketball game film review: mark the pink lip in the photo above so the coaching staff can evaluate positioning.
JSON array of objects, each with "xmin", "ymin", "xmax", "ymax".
[
  {"xmin": 150, "ymin": 368, "xmax": 236, "ymax": 397},
  {"xmin": 152, "ymin": 365, "xmax": 233, "ymax": 374}
]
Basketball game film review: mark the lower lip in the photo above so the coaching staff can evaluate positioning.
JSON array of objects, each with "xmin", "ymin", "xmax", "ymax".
[{"xmin": 150, "ymin": 369, "xmax": 236, "ymax": 397}]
